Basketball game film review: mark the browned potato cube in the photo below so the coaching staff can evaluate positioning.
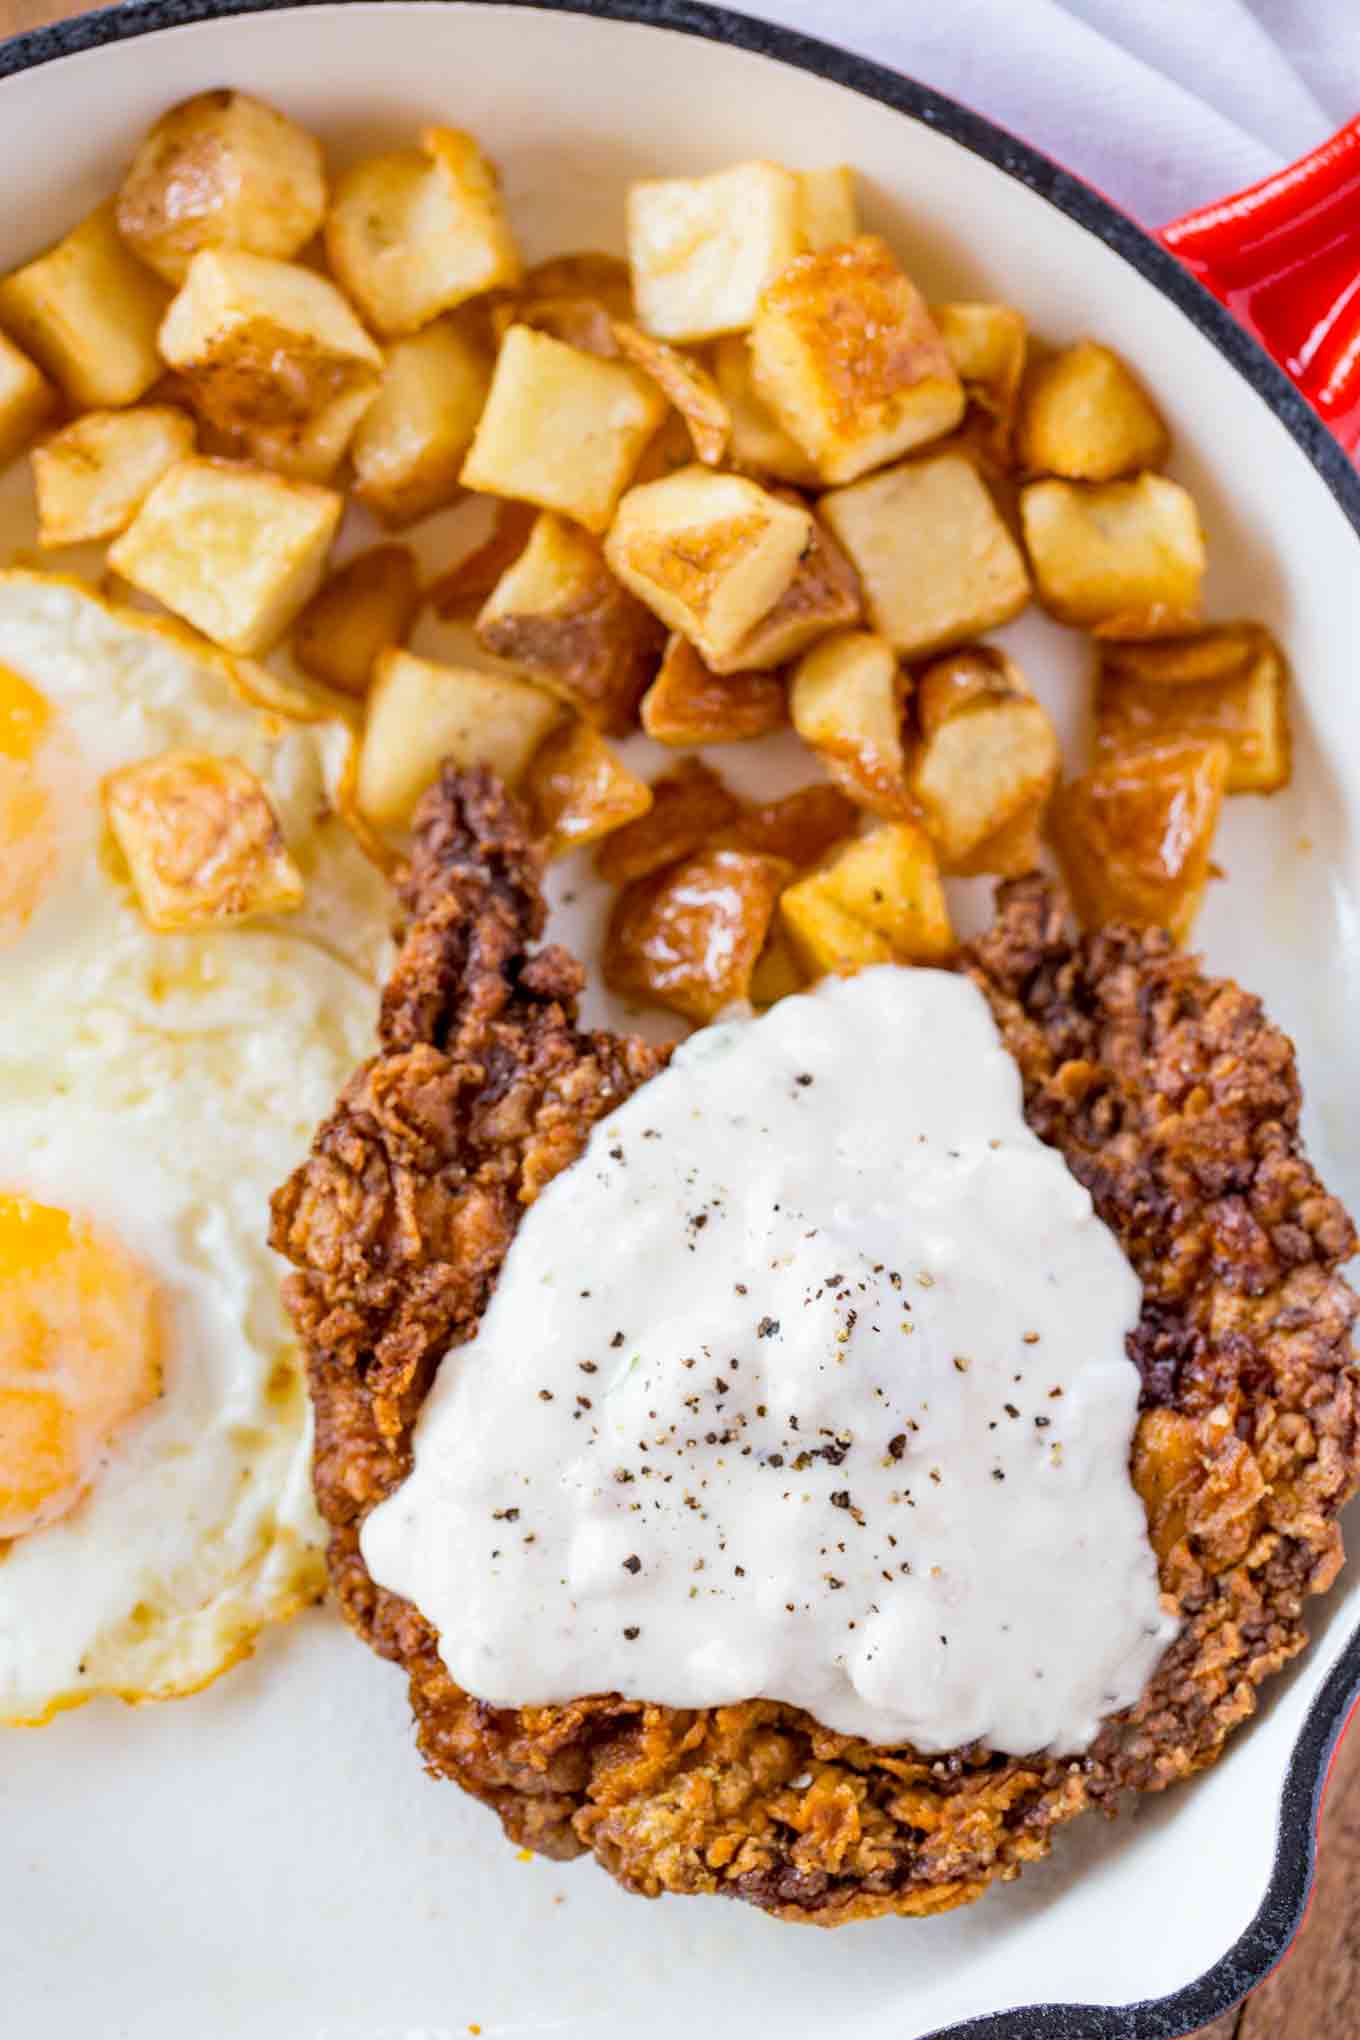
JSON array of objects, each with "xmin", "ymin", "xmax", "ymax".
[
  {"xmin": 103, "ymin": 749, "xmax": 304, "ymax": 930},
  {"xmin": 1048, "ymin": 740, "xmax": 1229, "ymax": 943},
  {"xmin": 326, "ymin": 126, "xmax": 522, "ymax": 337},
  {"xmin": 790, "ymin": 628, "xmax": 909, "ymax": 818},
  {"xmin": 519, "ymin": 252, "xmax": 634, "ymax": 319},
  {"xmin": 1096, "ymin": 626, "xmax": 1289, "ymax": 794},
  {"xmin": 462, "ymin": 325, "xmax": 665, "ymax": 533},
  {"xmin": 523, "ymin": 720, "xmax": 652, "ymax": 857},
  {"xmin": 356, "ymin": 648, "xmax": 561, "ymax": 827},
  {"xmin": 0, "ymin": 333, "xmax": 56, "ymax": 468},
  {"xmin": 719, "ymin": 783, "xmax": 858, "ymax": 867},
  {"xmin": 0, "ymin": 204, "xmax": 170, "ymax": 409},
  {"xmin": 32, "ymin": 405, "xmax": 196, "ymax": 547},
  {"xmin": 781, "ymin": 820, "xmax": 954, "ymax": 975},
  {"xmin": 1098, "ymin": 623, "xmax": 1262, "ymax": 685},
  {"xmin": 612, "ymin": 320, "xmax": 730, "ymax": 465},
  {"xmin": 715, "ymin": 505, "xmax": 862, "ymax": 674},
  {"xmin": 604, "ymin": 845, "xmax": 790, "ymax": 1021},
  {"xmin": 796, "ymin": 167, "xmax": 857, "ymax": 251},
  {"xmin": 605, "ymin": 465, "xmax": 811, "ymax": 665},
  {"xmin": 1018, "ymin": 341, "xmax": 1169, "ymax": 480},
  {"xmin": 749, "ymin": 920, "xmax": 809, "ymax": 1007},
  {"xmin": 490, "ymin": 294, "xmax": 619, "ymax": 358},
  {"xmin": 477, "ymin": 510, "xmax": 664, "ymax": 731},
  {"xmin": 931, "ymin": 301, "xmax": 1027, "ymax": 463},
  {"xmin": 948, "ymin": 802, "xmax": 1045, "ymax": 878},
  {"xmin": 429, "ymin": 499, "xmax": 536, "ymax": 618},
  {"xmin": 750, "ymin": 238, "xmax": 964, "ymax": 484},
  {"xmin": 292, "ymin": 544, "xmax": 420, "ymax": 697},
  {"xmin": 350, "ymin": 317, "xmax": 491, "ymax": 526},
  {"xmin": 595, "ymin": 757, "xmax": 740, "ymax": 885},
  {"xmin": 115, "ymin": 92, "xmax": 326, "ymax": 286},
  {"xmin": 640, "ymin": 634, "xmax": 786, "ymax": 744},
  {"xmin": 821, "ymin": 452, "xmax": 1030, "ymax": 657},
  {"xmin": 627, "ymin": 162, "xmax": 803, "ymax": 343},
  {"xmin": 1021, "ymin": 474, "xmax": 1205, "ymax": 634},
  {"xmin": 712, "ymin": 335, "xmax": 819, "ymax": 485},
  {"xmin": 910, "ymin": 646, "xmax": 1060, "ymax": 864}
]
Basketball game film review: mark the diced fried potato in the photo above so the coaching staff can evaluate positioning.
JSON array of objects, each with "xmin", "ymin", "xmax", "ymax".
[
  {"xmin": 158, "ymin": 248, "xmax": 382, "ymax": 476},
  {"xmin": 115, "ymin": 91, "xmax": 326, "ymax": 286},
  {"xmin": 712, "ymin": 335, "xmax": 819, "ymax": 485},
  {"xmin": 1095, "ymin": 627, "xmax": 1289, "ymax": 794},
  {"xmin": 627, "ymin": 161, "xmax": 803, "ymax": 343},
  {"xmin": 244, "ymin": 383, "xmax": 380, "ymax": 485},
  {"xmin": 631, "ymin": 406, "xmax": 700, "ymax": 488},
  {"xmin": 604, "ymin": 845, "xmax": 790, "ymax": 1021},
  {"xmin": 487, "ymin": 254, "xmax": 633, "ymax": 358},
  {"xmin": 108, "ymin": 456, "xmax": 342, "ymax": 655},
  {"xmin": 790, "ymin": 629, "xmax": 909, "ymax": 818},
  {"xmin": 325, "ymin": 125, "xmax": 522, "ymax": 336},
  {"xmin": 750, "ymin": 238, "xmax": 963, "ymax": 486},
  {"xmin": 1099, "ymin": 622, "xmax": 1262, "ymax": 686},
  {"xmin": 796, "ymin": 167, "xmax": 857, "ymax": 251},
  {"xmin": 781, "ymin": 820, "xmax": 954, "ymax": 975},
  {"xmin": 719, "ymin": 783, "xmax": 858, "ymax": 867},
  {"xmin": 351, "ymin": 317, "xmax": 491, "ymax": 525},
  {"xmin": 715, "ymin": 504, "xmax": 861, "ymax": 674},
  {"xmin": 1048, "ymin": 740, "xmax": 1228, "ymax": 943},
  {"xmin": 1018, "ymin": 341, "xmax": 1169, "ymax": 481},
  {"xmin": 948, "ymin": 801, "xmax": 1044, "ymax": 878},
  {"xmin": 641, "ymin": 634, "xmax": 786, "ymax": 744},
  {"xmin": 931, "ymin": 302, "xmax": 1027, "ymax": 462},
  {"xmin": 0, "ymin": 333, "xmax": 56, "ymax": 468},
  {"xmin": 910, "ymin": 646, "xmax": 1060, "ymax": 863},
  {"xmin": 477, "ymin": 509, "xmax": 663, "ymax": 731},
  {"xmin": 490, "ymin": 294, "xmax": 619, "ymax": 358},
  {"xmin": 461, "ymin": 325, "xmax": 665, "ymax": 533},
  {"xmin": 748, "ymin": 920, "xmax": 809, "ymax": 1006},
  {"xmin": 429, "ymin": 499, "xmax": 536, "ymax": 617},
  {"xmin": 523, "ymin": 719, "xmax": 652, "ymax": 857},
  {"xmin": 1020, "ymin": 474, "xmax": 1205, "ymax": 634},
  {"xmin": 611, "ymin": 321, "xmax": 729, "ymax": 465},
  {"xmin": 595, "ymin": 756, "xmax": 739, "ymax": 884},
  {"xmin": 31, "ymin": 405, "xmax": 195, "ymax": 547},
  {"xmin": 821, "ymin": 452, "xmax": 1031, "ymax": 657},
  {"xmin": 292, "ymin": 543, "xmax": 420, "ymax": 697},
  {"xmin": 103, "ymin": 748, "xmax": 304, "ymax": 930},
  {"xmin": 519, "ymin": 253, "xmax": 634, "ymax": 318},
  {"xmin": 356, "ymin": 648, "xmax": 561, "ymax": 827},
  {"xmin": 605, "ymin": 465, "xmax": 811, "ymax": 665},
  {"xmin": 0, "ymin": 204, "xmax": 170, "ymax": 409}
]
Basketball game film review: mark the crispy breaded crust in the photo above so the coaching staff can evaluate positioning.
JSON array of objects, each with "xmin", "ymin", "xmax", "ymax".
[{"xmin": 272, "ymin": 776, "xmax": 1360, "ymax": 1924}]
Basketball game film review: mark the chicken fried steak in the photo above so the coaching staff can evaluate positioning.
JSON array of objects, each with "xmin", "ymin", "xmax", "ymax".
[{"xmin": 271, "ymin": 766, "xmax": 1360, "ymax": 1925}]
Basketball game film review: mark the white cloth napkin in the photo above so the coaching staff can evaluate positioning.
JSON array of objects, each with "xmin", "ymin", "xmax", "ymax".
[{"xmin": 735, "ymin": 0, "xmax": 1358, "ymax": 225}]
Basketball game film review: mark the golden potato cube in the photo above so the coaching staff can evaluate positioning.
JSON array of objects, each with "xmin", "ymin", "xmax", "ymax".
[
  {"xmin": 351, "ymin": 317, "xmax": 491, "ymax": 525},
  {"xmin": 1096, "ymin": 627, "xmax": 1289, "ymax": 795},
  {"xmin": 595, "ymin": 757, "xmax": 740, "ymax": 885},
  {"xmin": 719, "ymin": 783, "xmax": 858, "ymax": 867},
  {"xmin": 0, "ymin": 204, "xmax": 170, "ymax": 409},
  {"xmin": 781, "ymin": 820, "xmax": 954, "ymax": 976},
  {"xmin": 1018, "ymin": 341, "xmax": 1169, "ymax": 481},
  {"xmin": 627, "ymin": 161, "xmax": 803, "ymax": 343},
  {"xmin": 611, "ymin": 320, "xmax": 729, "ymax": 466},
  {"xmin": 604, "ymin": 845, "xmax": 790, "ymax": 1022},
  {"xmin": 1020, "ymin": 474, "xmax": 1206, "ymax": 634},
  {"xmin": 605, "ymin": 465, "xmax": 811, "ymax": 665},
  {"xmin": 1049, "ymin": 740, "xmax": 1228, "ymax": 944},
  {"xmin": 715, "ymin": 504, "xmax": 862, "ymax": 673},
  {"xmin": 326, "ymin": 125, "xmax": 522, "ymax": 337},
  {"xmin": 242, "ymin": 381, "xmax": 379, "ymax": 484},
  {"xmin": 115, "ymin": 91, "xmax": 326, "ymax": 287},
  {"xmin": 0, "ymin": 333, "xmax": 56, "ymax": 468},
  {"xmin": 524, "ymin": 719, "xmax": 653, "ymax": 857},
  {"xmin": 108, "ymin": 457, "xmax": 342, "ymax": 655},
  {"xmin": 1099, "ymin": 623, "xmax": 1262, "ymax": 685},
  {"xmin": 911, "ymin": 646, "xmax": 1060, "ymax": 864},
  {"xmin": 640, "ymin": 634, "xmax": 786, "ymax": 744},
  {"xmin": 796, "ymin": 167, "xmax": 857, "ymax": 251},
  {"xmin": 712, "ymin": 335, "xmax": 819, "ymax": 485},
  {"xmin": 32, "ymin": 404, "xmax": 196, "ymax": 547},
  {"xmin": 790, "ymin": 628, "xmax": 909, "ymax": 818},
  {"xmin": 516, "ymin": 251, "xmax": 635, "ymax": 319},
  {"xmin": 948, "ymin": 802, "xmax": 1044, "ymax": 879},
  {"xmin": 430, "ymin": 499, "xmax": 536, "ymax": 618},
  {"xmin": 357, "ymin": 648, "xmax": 560, "ymax": 827},
  {"xmin": 932, "ymin": 301, "xmax": 1027, "ymax": 462},
  {"xmin": 461, "ymin": 325, "xmax": 665, "ymax": 534},
  {"xmin": 821, "ymin": 452, "xmax": 1031, "ymax": 657},
  {"xmin": 292, "ymin": 543, "xmax": 420, "ymax": 697},
  {"xmin": 477, "ymin": 509, "xmax": 664, "ymax": 732},
  {"xmin": 749, "ymin": 921, "xmax": 809, "ymax": 1007},
  {"xmin": 159, "ymin": 249, "xmax": 382, "ymax": 461},
  {"xmin": 103, "ymin": 749, "xmax": 304, "ymax": 930},
  {"xmin": 490, "ymin": 292, "xmax": 618, "ymax": 359},
  {"xmin": 750, "ymin": 237, "xmax": 964, "ymax": 486}
]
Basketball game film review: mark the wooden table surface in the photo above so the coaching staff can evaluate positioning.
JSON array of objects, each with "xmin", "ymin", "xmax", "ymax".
[{"xmin": 0, "ymin": 0, "xmax": 1356, "ymax": 2030}]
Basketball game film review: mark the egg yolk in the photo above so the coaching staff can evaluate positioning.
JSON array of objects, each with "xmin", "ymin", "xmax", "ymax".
[
  {"xmin": 0, "ymin": 663, "xmax": 57, "ymax": 939},
  {"xmin": 0, "ymin": 1193, "xmax": 162, "ymax": 1540}
]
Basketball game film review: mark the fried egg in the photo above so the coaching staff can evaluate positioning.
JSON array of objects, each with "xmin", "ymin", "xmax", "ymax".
[{"xmin": 0, "ymin": 572, "xmax": 391, "ymax": 1723}]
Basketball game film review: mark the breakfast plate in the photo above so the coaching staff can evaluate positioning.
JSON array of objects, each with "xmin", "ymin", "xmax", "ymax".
[{"xmin": 1, "ymin": 4, "xmax": 1359, "ymax": 2036}]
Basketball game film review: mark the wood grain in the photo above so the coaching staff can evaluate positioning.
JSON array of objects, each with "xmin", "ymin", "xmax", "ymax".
[{"xmin": 0, "ymin": 0, "xmax": 1355, "ymax": 2033}]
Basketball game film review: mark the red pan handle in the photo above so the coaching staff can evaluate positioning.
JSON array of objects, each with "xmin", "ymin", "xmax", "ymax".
[{"xmin": 1159, "ymin": 116, "xmax": 1360, "ymax": 454}]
